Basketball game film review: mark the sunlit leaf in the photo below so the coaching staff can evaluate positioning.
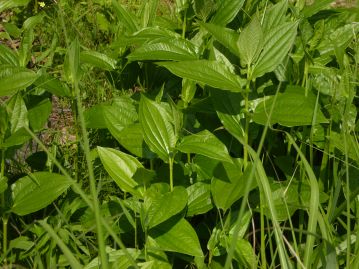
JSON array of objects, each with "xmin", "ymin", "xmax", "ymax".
[{"xmin": 11, "ymin": 172, "xmax": 72, "ymax": 216}]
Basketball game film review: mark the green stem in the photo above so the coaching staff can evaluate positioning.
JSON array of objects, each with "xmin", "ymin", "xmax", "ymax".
[
  {"xmin": 169, "ymin": 157, "xmax": 174, "ymax": 191},
  {"xmin": 260, "ymin": 196, "xmax": 266, "ymax": 269},
  {"xmin": 243, "ymin": 76, "xmax": 251, "ymax": 168},
  {"xmin": 74, "ymin": 82, "xmax": 109, "ymax": 269},
  {"xmin": 182, "ymin": 9, "xmax": 187, "ymax": 38},
  {"xmin": 1, "ymin": 149, "xmax": 7, "ymax": 264}
]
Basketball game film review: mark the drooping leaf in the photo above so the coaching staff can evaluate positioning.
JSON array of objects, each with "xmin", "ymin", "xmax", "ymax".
[
  {"xmin": 149, "ymin": 217, "xmax": 203, "ymax": 257},
  {"xmin": 253, "ymin": 86, "xmax": 328, "ymax": 127},
  {"xmin": 18, "ymin": 28, "xmax": 34, "ymax": 67},
  {"xmin": 252, "ymin": 22, "xmax": 298, "ymax": 78},
  {"xmin": 186, "ymin": 182, "xmax": 213, "ymax": 216},
  {"xmin": 193, "ymin": 0, "xmax": 216, "ymax": 21},
  {"xmin": 11, "ymin": 172, "xmax": 72, "ymax": 216},
  {"xmin": 6, "ymin": 93, "xmax": 28, "ymax": 133},
  {"xmin": 112, "ymin": 0, "xmax": 138, "ymax": 34},
  {"xmin": 211, "ymin": 0, "xmax": 245, "ymax": 26},
  {"xmin": 144, "ymin": 186, "xmax": 188, "ymax": 228},
  {"xmin": 301, "ymin": 0, "xmax": 333, "ymax": 18},
  {"xmin": 177, "ymin": 129, "xmax": 232, "ymax": 163},
  {"xmin": 237, "ymin": 15, "xmax": 263, "ymax": 67},
  {"xmin": 22, "ymin": 12, "xmax": 45, "ymax": 30},
  {"xmin": 158, "ymin": 60, "xmax": 244, "ymax": 92},
  {"xmin": 0, "ymin": 44, "xmax": 19, "ymax": 66},
  {"xmin": 64, "ymin": 38, "xmax": 80, "ymax": 84},
  {"xmin": 97, "ymin": 147, "xmax": 144, "ymax": 197},
  {"xmin": 139, "ymin": 95, "xmax": 176, "ymax": 161},
  {"xmin": 0, "ymin": 68, "xmax": 39, "ymax": 96},
  {"xmin": 80, "ymin": 50, "xmax": 117, "ymax": 70},
  {"xmin": 128, "ymin": 38, "xmax": 198, "ymax": 62},
  {"xmin": 200, "ymin": 23, "xmax": 241, "ymax": 58}
]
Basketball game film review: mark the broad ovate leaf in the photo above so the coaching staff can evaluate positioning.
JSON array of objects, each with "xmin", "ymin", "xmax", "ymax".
[
  {"xmin": 252, "ymin": 22, "xmax": 298, "ymax": 78},
  {"xmin": 139, "ymin": 95, "xmax": 176, "ymax": 161},
  {"xmin": 211, "ymin": 161, "xmax": 256, "ymax": 211},
  {"xmin": 177, "ymin": 129, "xmax": 232, "ymax": 163},
  {"xmin": 11, "ymin": 172, "xmax": 72, "ymax": 216},
  {"xmin": 97, "ymin": 147, "xmax": 144, "ymax": 197},
  {"xmin": 6, "ymin": 93, "xmax": 28, "ymax": 133},
  {"xmin": 253, "ymin": 86, "xmax": 328, "ymax": 127},
  {"xmin": 211, "ymin": 0, "xmax": 245, "ymax": 26},
  {"xmin": 128, "ymin": 38, "xmax": 198, "ymax": 62},
  {"xmin": 237, "ymin": 15, "xmax": 263, "ymax": 67},
  {"xmin": 157, "ymin": 60, "xmax": 244, "ymax": 92},
  {"xmin": 186, "ymin": 182, "xmax": 213, "ymax": 216},
  {"xmin": 144, "ymin": 186, "xmax": 188, "ymax": 228},
  {"xmin": 200, "ymin": 23, "xmax": 241, "ymax": 58},
  {"xmin": 80, "ymin": 50, "xmax": 117, "ymax": 70},
  {"xmin": 149, "ymin": 217, "xmax": 203, "ymax": 257},
  {"xmin": 0, "ymin": 67, "xmax": 39, "ymax": 96}
]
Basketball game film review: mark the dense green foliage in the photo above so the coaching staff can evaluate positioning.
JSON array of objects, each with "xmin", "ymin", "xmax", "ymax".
[{"xmin": 0, "ymin": 0, "xmax": 359, "ymax": 268}]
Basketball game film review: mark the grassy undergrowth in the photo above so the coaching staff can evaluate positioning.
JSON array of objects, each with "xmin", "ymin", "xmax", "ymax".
[{"xmin": 0, "ymin": 0, "xmax": 359, "ymax": 268}]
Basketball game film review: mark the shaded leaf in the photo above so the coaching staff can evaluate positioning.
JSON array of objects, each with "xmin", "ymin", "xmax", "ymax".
[
  {"xmin": 211, "ymin": 0, "xmax": 245, "ymax": 26},
  {"xmin": 149, "ymin": 217, "xmax": 203, "ymax": 257},
  {"xmin": 144, "ymin": 186, "xmax": 188, "ymax": 228},
  {"xmin": 0, "ymin": 69, "xmax": 39, "ymax": 96}
]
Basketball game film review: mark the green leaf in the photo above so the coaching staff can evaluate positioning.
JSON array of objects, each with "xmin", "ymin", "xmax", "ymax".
[
  {"xmin": 253, "ymin": 86, "xmax": 328, "ymax": 127},
  {"xmin": 64, "ymin": 38, "xmax": 80, "ymax": 84},
  {"xmin": 28, "ymin": 98, "xmax": 52, "ymax": 132},
  {"xmin": 0, "ymin": 0, "xmax": 30, "ymax": 13},
  {"xmin": 6, "ymin": 93, "xmax": 28, "ymax": 133},
  {"xmin": 211, "ymin": 0, "xmax": 245, "ymax": 26},
  {"xmin": 11, "ymin": 172, "xmax": 72, "ymax": 216},
  {"xmin": 97, "ymin": 147, "xmax": 144, "ymax": 197},
  {"xmin": 211, "ymin": 162, "xmax": 256, "ymax": 211},
  {"xmin": 80, "ymin": 50, "xmax": 117, "ymax": 70},
  {"xmin": 158, "ymin": 60, "xmax": 244, "ymax": 92},
  {"xmin": 144, "ymin": 186, "xmax": 188, "ymax": 228},
  {"xmin": 34, "ymin": 74, "xmax": 71, "ymax": 97},
  {"xmin": 237, "ymin": 15, "xmax": 263, "ymax": 67},
  {"xmin": 112, "ymin": 123, "xmax": 155, "ymax": 159},
  {"xmin": 0, "ymin": 68, "xmax": 39, "ymax": 96},
  {"xmin": 112, "ymin": 0, "xmax": 138, "ymax": 34},
  {"xmin": 22, "ymin": 12, "xmax": 45, "ymax": 30},
  {"xmin": 210, "ymin": 88, "xmax": 245, "ymax": 139},
  {"xmin": 200, "ymin": 23, "xmax": 241, "ymax": 58},
  {"xmin": 84, "ymin": 104, "xmax": 107, "ymax": 129},
  {"xmin": 128, "ymin": 38, "xmax": 198, "ymax": 62},
  {"xmin": 262, "ymin": 0, "xmax": 288, "ymax": 33},
  {"xmin": 252, "ymin": 22, "xmax": 298, "ymax": 78},
  {"xmin": 177, "ymin": 130, "xmax": 232, "ymax": 163},
  {"xmin": 18, "ymin": 28, "xmax": 34, "ymax": 67},
  {"xmin": 85, "ymin": 247, "xmax": 141, "ymax": 269},
  {"xmin": 1, "ymin": 127, "xmax": 31, "ymax": 148},
  {"xmin": 149, "ymin": 217, "xmax": 203, "ymax": 257},
  {"xmin": 186, "ymin": 182, "xmax": 213, "ymax": 216},
  {"xmin": 0, "ymin": 44, "xmax": 19, "ymax": 66},
  {"xmin": 104, "ymin": 96, "xmax": 138, "ymax": 132},
  {"xmin": 301, "ymin": 0, "xmax": 333, "ymax": 18},
  {"xmin": 139, "ymin": 95, "xmax": 176, "ymax": 161}
]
